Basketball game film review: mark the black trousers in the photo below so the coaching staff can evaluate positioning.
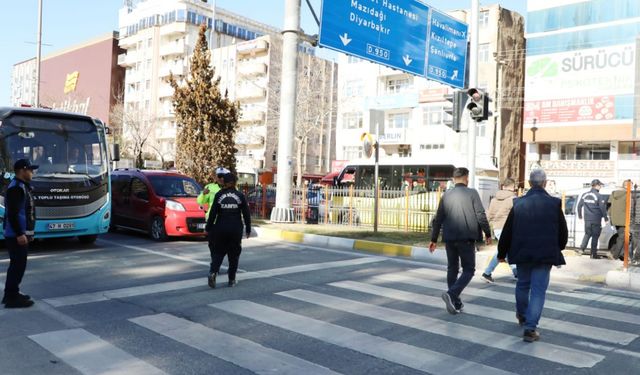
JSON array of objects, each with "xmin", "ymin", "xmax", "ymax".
[
  {"xmin": 210, "ymin": 229, "xmax": 243, "ymax": 281},
  {"xmin": 613, "ymin": 226, "xmax": 626, "ymax": 259},
  {"xmin": 444, "ymin": 240, "xmax": 476, "ymax": 305},
  {"xmin": 3, "ymin": 238, "xmax": 28, "ymax": 300},
  {"xmin": 581, "ymin": 221, "xmax": 602, "ymax": 257}
]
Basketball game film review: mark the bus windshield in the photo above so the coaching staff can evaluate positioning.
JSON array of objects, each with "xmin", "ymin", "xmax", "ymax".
[
  {"xmin": 0, "ymin": 114, "xmax": 108, "ymax": 180},
  {"xmin": 337, "ymin": 163, "xmax": 455, "ymax": 191}
]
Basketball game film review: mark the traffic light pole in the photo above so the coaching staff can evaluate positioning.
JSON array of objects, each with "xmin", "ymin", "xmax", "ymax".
[{"xmin": 467, "ymin": 0, "xmax": 480, "ymax": 187}]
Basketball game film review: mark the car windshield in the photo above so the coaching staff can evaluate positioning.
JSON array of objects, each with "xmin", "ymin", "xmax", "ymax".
[
  {"xmin": 0, "ymin": 114, "xmax": 108, "ymax": 180},
  {"xmin": 148, "ymin": 176, "xmax": 201, "ymax": 197}
]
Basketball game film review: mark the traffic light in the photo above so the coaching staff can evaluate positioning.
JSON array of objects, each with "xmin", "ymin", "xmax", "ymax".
[
  {"xmin": 466, "ymin": 88, "xmax": 491, "ymax": 122},
  {"xmin": 443, "ymin": 90, "xmax": 468, "ymax": 132}
]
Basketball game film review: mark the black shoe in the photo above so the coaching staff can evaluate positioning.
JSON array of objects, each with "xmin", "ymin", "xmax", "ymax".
[
  {"xmin": 441, "ymin": 292, "xmax": 458, "ymax": 315},
  {"xmin": 523, "ymin": 329, "xmax": 540, "ymax": 343},
  {"xmin": 4, "ymin": 298, "xmax": 34, "ymax": 309},
  {"xmin": 208, "ymin": 272, "xmax": 217, "ymax": 289},
  {"xmin": 455, "ymin": 301, "xmax": 464, "ymax": 313},
  {"xmin": 481, "ymin": 273, "xmax": 494, "ymax": 283},
  {"xmin": 2, "ymin": 293, "xmax": 31, "ymax": 304},
  {"xmin": 516, "ymin": 313, "xmax": 526, "ymax": 326},
  {"xmin": 228, "ymin": 280, "xmax": 237, "ymax": 287}
]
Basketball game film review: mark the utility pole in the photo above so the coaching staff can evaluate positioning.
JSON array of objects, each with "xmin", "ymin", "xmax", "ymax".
[
  {"xmin": 467, "ymin": 0, "xmax": 479, "ymax": 187},
  {"xmin": 270, "ymin": 0, "xmax": 300, "ymax": 222},
  {"xmin": 35, "ymin": 0, "xmax": 43, "ymax": 107},
  {"xmin": 209, "ymin": 0, "xmax": 217, "ymax": 49}
]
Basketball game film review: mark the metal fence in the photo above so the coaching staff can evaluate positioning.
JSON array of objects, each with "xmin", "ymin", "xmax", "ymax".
[{"xmin": 243, "ymin": 185, "xmax": 442, "ymax": 233}]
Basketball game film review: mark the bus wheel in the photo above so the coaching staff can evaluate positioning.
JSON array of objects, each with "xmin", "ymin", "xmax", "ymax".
[
  {"xmin": 78, "ymin": 235, "xmax": 98, "ymax": 244},
  {"xmin": 150, "ymin": 216, "xmax": 168, "ymax": 241}
]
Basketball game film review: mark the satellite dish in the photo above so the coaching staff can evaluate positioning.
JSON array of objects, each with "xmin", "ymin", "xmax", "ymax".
[{"xmin": 361, "ymin": 132, "xmax": 374, "ymax": 158}]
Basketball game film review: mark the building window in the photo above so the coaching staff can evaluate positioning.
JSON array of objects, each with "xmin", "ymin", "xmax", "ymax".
[
  {"xmin": 479, "ymin": 44, "xmax": 490, "ymax": 63},
  {"xmin": 399, "ymin": 147, "xmax": 412, "ymax": 158},
  {"xmin": 619, "ymin": 141, "xmax": 640, "ymax": 160},
  {"xmin": 479, "ymin": 11, "xmax": 490, "ymax": 28},
  {"xmin": 423, "ymin": 105, "xmax": 444, "ymax": 126},
  {"xmin": 538, "ymin": 143, "xmax": 551, "ymax": 160},
  {"xmin": 560, "ymin": 143, "xmax": 610, "ymax": 160},
  {"xmin": 386, "ymin": 77, "xmax": 411, "ymax": 94},
  {"xmin": 145, "ymin": 80, "xmax": 151, "ymax": 90},
  {"xmin": 342, "ymin": 112, "xmax": 363, "ymax": 129},
  {"xmin": 344, "ymin": 80, "xmax": 363, "ymax": 97},
  {"xmin": 387, "ymin": 112, "xmax": 410, "ymax": 129},
  {"xmin": 343, "ymin": 146, "xmax": 363, "ymax": 160},
  {"xmin": 420, "ymin": 144, "xmax": 445, "ymax": 150},
  {"xmin": 147, "ymin": 38, "xmax": 152, "ymax": 48}
]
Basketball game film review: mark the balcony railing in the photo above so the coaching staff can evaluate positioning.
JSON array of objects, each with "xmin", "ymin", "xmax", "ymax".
[
  {"xmin": 160, "ymin": 41, "xmax": 187, "ymax": 56},
  {"xmin": 239, "ymin": 110, "xmax": 266, "ymax": 124},
  {"xmin": 236, "ymin": 39, "xmax": 269, "ymax": 55}
]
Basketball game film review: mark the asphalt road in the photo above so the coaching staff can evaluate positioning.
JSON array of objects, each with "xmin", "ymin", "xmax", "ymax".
[{"xmin": 1, "ymin": 231, "xmax": 640, "ymax": 375}]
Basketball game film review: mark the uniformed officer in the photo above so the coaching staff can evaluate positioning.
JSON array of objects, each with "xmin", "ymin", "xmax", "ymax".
[
  {"xmin": 2, "ymin": 159, "xmax": 38, "ymax": 308},
  {"xmin": 578, "ymin": 179, "xmax": 609, "ymax": 259},
  {"xmin": 205, "ymin": 173, "xmax": 251, "ymax": 288}
]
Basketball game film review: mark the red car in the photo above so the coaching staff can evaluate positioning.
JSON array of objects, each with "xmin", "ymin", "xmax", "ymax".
[{"xmin": 110, "ymin": 169, "xmax": 207, "ymax": 240}]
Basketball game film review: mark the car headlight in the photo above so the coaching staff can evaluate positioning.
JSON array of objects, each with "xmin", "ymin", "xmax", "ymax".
[{"xmin": 165, "ymin": 200, "xmax": 186, "ymax": 212}]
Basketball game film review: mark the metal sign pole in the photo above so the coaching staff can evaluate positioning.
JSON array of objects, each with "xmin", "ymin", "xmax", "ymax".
[{"xmin": 374, "ymin": 123, "xmax": 380, "ymax": 233}]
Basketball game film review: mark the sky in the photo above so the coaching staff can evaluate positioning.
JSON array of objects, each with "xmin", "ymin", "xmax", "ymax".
[{"xmin": 0, "ymin": 0, "xmax": 528, "ymax": 106}]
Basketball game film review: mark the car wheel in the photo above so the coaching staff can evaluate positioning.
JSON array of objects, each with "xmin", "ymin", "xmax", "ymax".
[
  {"xmin": 150, "ymin": 216, "xmax": 168, "ymax": 241},
  {"xmin": 78, "ymin": 235, "xmax": 98, "ymax": 244}
]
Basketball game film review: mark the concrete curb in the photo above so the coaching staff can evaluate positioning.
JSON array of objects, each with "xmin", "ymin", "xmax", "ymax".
[
  {"xmin": 606, "ymin": 269, "xmax": 640, "ymax": 291},
  {"xmin": 254, "ymin": 226, "xmax": 448, "ymax": 262}
]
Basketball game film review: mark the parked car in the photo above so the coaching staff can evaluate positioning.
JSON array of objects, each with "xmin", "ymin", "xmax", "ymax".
[
  {"xmin": 563, "ymin": 186, "xmax": 618, "ymax": 255},
  {"xmin": 246, "ymin": 188, "xmax": 276, "ymax": 217},
  {"xmin": 110, "ymin": 169, "xmax": 206, "ymax": 241}
]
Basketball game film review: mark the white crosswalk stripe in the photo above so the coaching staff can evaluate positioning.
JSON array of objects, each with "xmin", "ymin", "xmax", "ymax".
[
  {"xmin": 130, "ymin": 313, "xmax": 341, "ymax": 375},
  {"xmin": 330, "ymin": 280, "xmax": 638, "ymax": 345},
  {"xmin": 210, "ymin": 300, "xmax": 516, "ymax": 375},
  {"xmin": 277, "ymin": 289, "xmax": 606, "ymax": 368},
  {"xmin": 376, "ymin": 270, "xmax": 640, "ymax": 326},
  {"xmin": 29, "ymin": 328, "xmax": 167, "ymax": 375}
]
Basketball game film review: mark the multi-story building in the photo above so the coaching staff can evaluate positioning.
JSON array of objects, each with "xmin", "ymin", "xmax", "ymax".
[
  {"xmin": 336, "ymin": 4, "xmax": 525, "ymax": 185},
  {"xmin": 10, "ymin": 58, "xmax": 37, "ymax": 107},
  {"xmin": 117, "ymin": 0, "xmax": 280, "ymax": 162},
  {"xmin": 524, "ymin": 0, "xmax": 640, "ymax": 191},
  {"xmin": 10, "ymin": 32, "xmax": 125, "ymax": 122},
  {"xmin": 212, "ymin": 35, "xmax": 337, "ymax": 176}
]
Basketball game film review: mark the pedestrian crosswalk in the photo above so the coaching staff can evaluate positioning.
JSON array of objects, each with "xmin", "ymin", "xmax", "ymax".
[{"xmin": 28, "ymin": 265, "xmax": 640, "ymax": 374}]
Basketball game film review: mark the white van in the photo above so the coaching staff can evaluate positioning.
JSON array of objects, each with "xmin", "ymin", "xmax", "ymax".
[{"xmin": 563, "ymin": 187, "xmax": 619, "ymax": 254}]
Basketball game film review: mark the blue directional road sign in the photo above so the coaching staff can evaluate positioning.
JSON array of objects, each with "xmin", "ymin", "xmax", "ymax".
[
  {"xmin": 426, "ymin": 9, "xmax": 469, "ymax": 89},
  {"xmin": 319, "ymin": 0, "xmax": 430, "ymax": 76}
]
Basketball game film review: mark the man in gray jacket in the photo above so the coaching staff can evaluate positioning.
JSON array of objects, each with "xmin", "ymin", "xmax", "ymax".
[
  {"xmin": 578, "ymin": 179, "xmax": 609, "ymax": 259},
  {"xmin": 430, "ymin": 168, "xmax": 492, "ymax": 314}
]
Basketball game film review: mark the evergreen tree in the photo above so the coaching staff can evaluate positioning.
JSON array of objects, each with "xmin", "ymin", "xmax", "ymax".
[{"xmin": 170, "ymin": 24, "xmax": 239, "ymax": 184}]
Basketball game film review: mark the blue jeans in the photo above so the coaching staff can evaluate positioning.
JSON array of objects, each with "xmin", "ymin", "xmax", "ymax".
[
  {"xmin": 515, "ymin": 263, "xmax": 552, "ymax": 331},
  {"xmin": 445, "ymin": 241, "xmax": 476, "ymax": 304},
  {"xmin": 484, "ymin": 229, "xmax": 516, "ymax": 276}
]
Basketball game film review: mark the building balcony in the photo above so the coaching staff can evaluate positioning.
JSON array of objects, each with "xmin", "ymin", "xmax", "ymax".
[
  {"xmin": 160, "ymin": 41, "xmax": 187, "ymax": 57},
  {"xmin": 160, "ymin": 22, "xmax": 187, "ymax": 37},
  {"xmin": 237, "ymin": 87, "xmax": 266, "ymax": 100},
  {"xmin": 236, "ymin": 39, "xmax": 269, "ymax": 55},
  {"xmin": 119, "ymin": 36, "xmax": 137, "ymax": 49},
  {"xmin": 239, "ymin": 110, "xmax": 266, "ymax": 124},
  {"xmin": 236, "ymin": 155, "xmax": 264, "ymax": 170},
  {"xmin": 236, "ymin": 131, "xmax": 265, "ymax": 146},
  {"xmin": 158, "ymin": 84, "xmax": 175, "ymax": 98},
  {"xmin": 157, "ymin": 108, "xmax": 175, "ymax": 119},
  {"xmin": 159, "ymin": 65, "xmax": 185, "ymax": 78},
  {"xmin": 238, "ymin": 62, "xmax": 267, "ymax": 76},
  {"xmin": 155, "ymin": 127, "xmax": 177, "ymax": 140},
  {"xmin": 118, "ymin": 53, "xmax": 137, "ymax": 67}
]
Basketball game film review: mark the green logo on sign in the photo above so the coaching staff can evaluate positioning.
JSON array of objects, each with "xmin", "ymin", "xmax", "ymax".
[{"xmin": 527, "ymin": 57, "xmax": 558, "ymax": 78}]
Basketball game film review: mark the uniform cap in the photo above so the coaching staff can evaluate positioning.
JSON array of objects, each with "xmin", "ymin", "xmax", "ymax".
[
  {"xmin": 216, "ymin": 167, "xmax": 230, "ymax": 175},
  {"xmin": 591, "ymin": 179, "xmax": 603, "ymax": 186},
  {"xmin": 13, "ymin": 159, "xmax": 39, "ymax": 171}
]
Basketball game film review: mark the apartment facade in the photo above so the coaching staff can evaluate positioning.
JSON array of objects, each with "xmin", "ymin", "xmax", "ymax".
[
  {"xmin": 336, "ymin": 4, "xmax": 525, "ymax": 186},
  {"xmin": 524, "ymin": 0, "xmax": 640, "ymax": 191},
  {"xmin": 117, "ymin": 0, "xmax": 279, "ymax": 162},
  {"xmin": 10, "ymin": 33, "xmax": 125, "ymax": 121},
  {"xmin": 212, "ymin": 35, "xmax": 337, "ymax": 176}
]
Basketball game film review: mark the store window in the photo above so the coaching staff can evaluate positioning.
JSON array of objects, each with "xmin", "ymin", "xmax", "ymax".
[
  {"xmin": 560, "ymin": 143, "xmax": 610, "ymax": 160},
  {"xmin": 538, "ymin": 143, "xmax": 551, "ymax": 160},
  {"xmin": 619, "ymin": 141, "xmax": 640, "ymax": 160}
]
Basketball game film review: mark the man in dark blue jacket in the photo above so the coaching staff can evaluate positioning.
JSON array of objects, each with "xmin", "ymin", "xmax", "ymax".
[
  {"xmin": 2, "ymin": 159, "xmax": 38, "ymax": 308},
  {"xmin": 577, "ymin": 179, "xmax": 608, "ymax": 259},
  {"xmin": 430, "ymin": 167, "xmax": 492, "ymax": 314},
  {"xmin": 498, "ymin": 169, "xmax": 568, "ymax": 342}
]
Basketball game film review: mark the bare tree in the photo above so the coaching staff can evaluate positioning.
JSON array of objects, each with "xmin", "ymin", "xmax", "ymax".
[{"xmin": 109, "ymin": 92, "xmax": 155, "ymax": 169}]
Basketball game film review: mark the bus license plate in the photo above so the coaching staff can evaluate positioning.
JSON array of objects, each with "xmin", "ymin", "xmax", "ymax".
[
  {"xmin": 48, "ymin": 222, "xmax": 75, "ymax": 231},
  {"xmin": 197, "ymin": 223, "xmax": 206, "ymax": 230}
]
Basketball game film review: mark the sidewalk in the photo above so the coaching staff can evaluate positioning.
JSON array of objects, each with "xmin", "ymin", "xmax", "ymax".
[{"xmin": 255, "ymin": 225, "xmax": 640, "ymax": 291}]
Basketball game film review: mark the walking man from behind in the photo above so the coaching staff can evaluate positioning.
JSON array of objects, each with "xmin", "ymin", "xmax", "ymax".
[
  {"xmin": 608, "ymin": 180, "xmax": 631, "ymax": 261},
  {"xmin": 578, "ymin": 179, "xmax": 608, "ymax": 259},
  {"xmin": 498, "ymin": 169, "xmax": 567, "ymax": 342},
  {"xmin": 430, "ymin": 167, "xmax": 492, "ymax": 314},
  {"xmin": 2, "ymin": 159, "xmax": 38, "ymax": 308},
  {"xmin": 482, "ymin": 178, "xmax": 518, "ymax": 283}
]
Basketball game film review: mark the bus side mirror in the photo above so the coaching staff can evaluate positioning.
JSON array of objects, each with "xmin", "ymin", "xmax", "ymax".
[{"xmin": 111, "ymin": 144, "xmax": 120, "ymax": 162}]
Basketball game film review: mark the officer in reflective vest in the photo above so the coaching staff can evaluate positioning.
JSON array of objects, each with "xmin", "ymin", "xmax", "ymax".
[
  {"xmin": 2, "ymin": 159, "xmax": 38, "ymax": 308},
  {"xmin": 205, "ymin": 173, "xmax": 251, "ymax": 288}
]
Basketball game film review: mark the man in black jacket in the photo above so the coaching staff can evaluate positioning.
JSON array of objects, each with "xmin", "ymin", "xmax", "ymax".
[
  {"xmin": 578, "ymin": 179, "xmax": 608, "ymax": 258},
  {"xmin": 498, "ymin": 169, "xmax": 567, "ymax": 342},
  {"xmin": 430, "ymin": 168, "xmax": 492, "ymax": 314},
  {"xmin": 2, "ymin": 159, "xmax": 38, "ymax": 308},
  {"xmin": 205, "ymin": 173, "xmax": 251, "ymax": 288}
]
